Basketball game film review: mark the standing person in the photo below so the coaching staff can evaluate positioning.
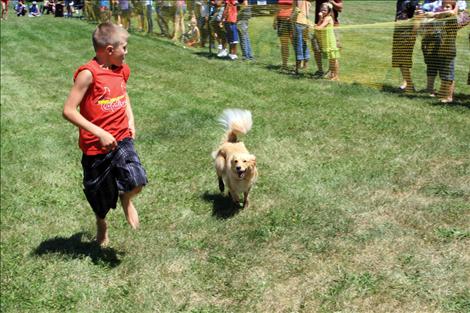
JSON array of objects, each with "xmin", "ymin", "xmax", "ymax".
[
  {"xmin": 62, "ymin": 23, "xmax": 147, "ymax": 247},
  {"xmin": 273, "ymin": 0, "xmax": 294, "ymax": 71},
  {"xmin": 391, "ymin": 0, "xmax": 419, "ymax": 92},
  {"xmin": 1, "ymin": 0, "xmax": 9, "ymax": 20},
  {"xmin": 292, "ymin": 0, "xmax": 311, "ymax": 74},
  {"xmin": 155, "ymin": 0, "xmax": 170, "ymax": 37},
  {"xmin": 172, "ymin": 0, "xmax": 187, "ymax": 41},
  {"xmin": 311, "ymin": 0, "xmax": 342, "ymax": 77},
  {"xmin": 421, "ymin": 0, "xmax": 459, "ymax": 102},
  {"xmin": 315, "ymin": 2, "xmax": 340, "ymax": 80},
  {"xmin": 144, "ymin": 0, "xmax": 154, "ymax": 33},
  {"xmin": 195, "ymin": 0, "xmax": 209, "ymax": 47},
  {"xmin": 237, "ymin": 0, "xmax": 253, "ymax": 60},
  {"xmin": 223, "ymin": 0, "xmax": 239, "ymax": 60},
  {"xmin": 119, "ymin": 0, "xmax": 131, "ymax": 30}
]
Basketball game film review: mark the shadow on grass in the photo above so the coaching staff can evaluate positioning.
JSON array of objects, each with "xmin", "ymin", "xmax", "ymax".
[
  {"xmin": 194, "ymin": 51, "xmax": 218, "ymax": 60},
  {"xmin": 202, "ymin": 192, "xmax": 241, "ymax": 219},
  {"xmin": 33, "ymin": 232, "xmax": 123, "ymax": 268},
  {"xmin": 382, "ymin": 84, "xmax": 470, "ymax": 107}
]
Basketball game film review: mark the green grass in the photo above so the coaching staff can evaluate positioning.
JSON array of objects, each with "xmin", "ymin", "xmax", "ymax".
[{"xmin": 1, "ymin": 3, "xmax": 470, "ymax": 313}]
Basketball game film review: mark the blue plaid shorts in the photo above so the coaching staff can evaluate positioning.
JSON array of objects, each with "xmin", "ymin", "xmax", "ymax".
[{"xmin": 81, "ymin": 138, "xmax": 147, "ymax": 219}]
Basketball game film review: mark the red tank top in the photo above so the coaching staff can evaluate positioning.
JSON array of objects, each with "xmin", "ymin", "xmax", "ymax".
[{"xmin": 74, "ymin": 59, "xmax": 131, "ymax": 155}]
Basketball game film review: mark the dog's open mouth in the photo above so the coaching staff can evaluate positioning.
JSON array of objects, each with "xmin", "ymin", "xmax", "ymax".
[{"xmin": 237, "ymin": 169, "xmax": 246, "ymax": 179}]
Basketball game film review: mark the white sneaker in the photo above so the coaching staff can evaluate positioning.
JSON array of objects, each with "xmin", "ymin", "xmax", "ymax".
[
  {"xmin": 217, "ymin": 49, "xmax": 228, "ymax": 57},
  {"xmin": 228, "ymin": 54, "xmax": 238, "ymax": 60},
  {"xmin": 217, "ymin": 45, "xmax": 223, "ymax": 54}
]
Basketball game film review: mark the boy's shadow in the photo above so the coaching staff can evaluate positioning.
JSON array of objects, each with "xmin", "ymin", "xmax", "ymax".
[
  {"xmin": 33, "ymin": 232, "xmax": 123, "ymax": 268},
  {"xmin": 202, "ymin": 192, "xmax": 241, "ymax": 219}
]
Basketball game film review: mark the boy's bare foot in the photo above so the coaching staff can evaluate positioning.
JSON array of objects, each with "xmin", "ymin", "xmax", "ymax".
[
  {"xmin": 96, "ymin": 217, "xmax": 109, "ymax": 247},
  {"xmin": 123, "ymin": 200, "xmax": 139, "ymax": 229}
]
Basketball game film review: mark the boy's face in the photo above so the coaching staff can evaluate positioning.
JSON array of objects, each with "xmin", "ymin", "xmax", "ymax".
[{"xmin": 107, "ymin": 37, "xmax": 128, "ymax": 67}]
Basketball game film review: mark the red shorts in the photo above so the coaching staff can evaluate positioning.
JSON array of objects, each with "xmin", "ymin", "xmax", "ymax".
[{"xmin": 1, "ymin": 0, "xmax": 9, "ymax": 4}]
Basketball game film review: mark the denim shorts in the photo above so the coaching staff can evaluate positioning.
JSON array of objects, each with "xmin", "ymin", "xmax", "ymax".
[
  {"xmin": 427, "ymin": 57, "xmax": 455, "ymax": 81},
  {"xmin": 225, "ymin": 22, "xmax": 239, "ymax": 44},
  {"xmin": 81, "ymin": 138, "xmax": 147, "ymax": 219}
]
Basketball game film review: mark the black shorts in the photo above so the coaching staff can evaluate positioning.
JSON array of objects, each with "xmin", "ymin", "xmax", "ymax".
[{"xmin": 81, "ymin": 138, "xmax": 147, "ymax": 219}]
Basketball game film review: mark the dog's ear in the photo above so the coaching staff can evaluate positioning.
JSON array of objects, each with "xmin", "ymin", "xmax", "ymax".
[{"xmin": 249, "ymin": 154, "xmax": 256, "ymax": 165}]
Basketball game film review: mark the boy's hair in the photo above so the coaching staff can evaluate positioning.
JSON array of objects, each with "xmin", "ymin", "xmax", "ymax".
[{"xmin": 92, "ymin": 22, "xmax": 129, "ymax": 52}]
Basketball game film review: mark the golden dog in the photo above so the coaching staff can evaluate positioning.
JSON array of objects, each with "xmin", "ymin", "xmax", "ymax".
[{"xmin": 212, "ymin": 109, "xmax": 258, "ymax": 208}]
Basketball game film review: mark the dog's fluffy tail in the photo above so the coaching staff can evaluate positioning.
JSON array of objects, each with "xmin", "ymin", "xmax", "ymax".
[{"xmin": 218, "ymin": 109, "xmax": 253, "ymax": 143}]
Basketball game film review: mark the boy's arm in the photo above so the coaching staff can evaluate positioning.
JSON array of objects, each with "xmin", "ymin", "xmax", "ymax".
[
  {"xmin": 62, "ymin": 70, "xmax": 118, "ymax": 151},
  {"xmin": 125, "ymin": 93, "xmax": 136, "ymax": 139}
]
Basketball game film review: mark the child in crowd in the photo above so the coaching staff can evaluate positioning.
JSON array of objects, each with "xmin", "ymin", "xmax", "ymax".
[
  {"xmin": 183, "ymin": 19, "xmax": 201, "ymax": 47},
  {"xmin": 119, "ymin": 0, "xmax": 131, "ymax": 30},
  {"xmin": 292, "ymin": 0, "xmax": 311, "ymax": 74},
  {"xmin": 195, "ymin": 0, "xmax": 209, "ymax": 47},
  {"xmin": 62, "ymin": 23, "xmax": 147, "ymax": 246},
  {"xmin": 99, "ymin": 0, "xmax": 111, "ymax": 22},
  {"xmin": 273, "ymin": 0, "xmax": 293, "ymax": 71},
  {"xmin": 1, "ymin": 0, "xmax": 9, "ymax": 20},
  {"xmin": 29, "ymin": 1, "xmax": 40, "ymax": 16},
  {"xmin": 237, "ymin": 0, "xmax": 253, "ymax": 60},
  {"xmin": 223, "ymin": 0, "xmax": 239, "ymax": 60},
  {"xmin": 15, "ymin": 0, "xmax": 26, "ymax": 16},
  {"xmin": 211, "ymin": 0, "xmax": 227, "ymax": 57},
  {"xmin": 315, "ymin": 2, "xmax": 340, "ymax": 80},
  {"xmin": 172, "ymin": 0, "xmax": 187, "ymax": 41},
  {"xmin": 420, "ymin": 0, "xmax": 459, "ymax": 102}
]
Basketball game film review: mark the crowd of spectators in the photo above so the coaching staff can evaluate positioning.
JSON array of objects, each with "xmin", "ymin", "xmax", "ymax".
[{"xmin": 1, "ymin": 0, "xmax": 469, "ymax": 101}]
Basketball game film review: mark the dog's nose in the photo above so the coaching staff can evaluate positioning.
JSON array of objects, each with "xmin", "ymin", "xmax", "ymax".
[{"xmin": 236, "ymin": 166, "xmax": 241, "ymax": 171}]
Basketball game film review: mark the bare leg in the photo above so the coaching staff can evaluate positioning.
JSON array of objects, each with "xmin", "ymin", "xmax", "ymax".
[
  {"xmin": 120, "ymin": 186, "xmax": 142, "ymax": 229},
  {"xmin": 400, "ymin": 67, "xmax": 414, "ymax": 91},
  {"xmin": 280, "ymin": 35, "xmax": 290, "ymax": 69},
  {"xmin": 426, "ymin": 75, "xmax": 436, "ymax": 96},
  {"xmin": 96, "ymin": 216, "xmax": 109, "ymax": 247}
]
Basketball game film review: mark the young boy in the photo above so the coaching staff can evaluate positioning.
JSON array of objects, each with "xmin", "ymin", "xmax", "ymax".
[{"xmin": 63, "ymin": 22, "xmax": 147, "ymax": 247}]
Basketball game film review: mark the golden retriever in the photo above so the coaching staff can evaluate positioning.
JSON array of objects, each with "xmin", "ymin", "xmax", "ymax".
[{"xmin": 212, "ymin": 109, "xmax": 258, "ymax": 208}]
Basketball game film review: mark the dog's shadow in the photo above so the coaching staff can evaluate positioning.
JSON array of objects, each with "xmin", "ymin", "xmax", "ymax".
[
  {"xmin": 33, "ymin": 232, "xmax": 123, "ymax": 268},
  {"xmin": 202, "ymin": 192, "xmax": 242, "ymax": 219}
]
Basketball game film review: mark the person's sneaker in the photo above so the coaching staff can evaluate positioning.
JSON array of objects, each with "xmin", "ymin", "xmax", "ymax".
[
  {"xmin": 217, "ymin": 49, "xmax": 228, "ymax": 57},
  {"xmin": 312, "ymin": 70, "xmax": 324, "ymax": 78},
  {"xmin": 228, "ymin": 54, "xmax": 238, "ymax": 60}
]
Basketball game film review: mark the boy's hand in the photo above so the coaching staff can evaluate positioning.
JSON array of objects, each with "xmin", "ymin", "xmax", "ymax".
[
  {"xmin": 128, "ymin": 125, "xmax": 136, "ymax": 139},
  {"xmin": 98, "ymin": 130, "xmax": 117, "ymax": 151}
]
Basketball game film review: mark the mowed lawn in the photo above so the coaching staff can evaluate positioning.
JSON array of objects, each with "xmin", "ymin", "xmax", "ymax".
[{"xmin": 1, "ymin": 3, "xmax": 470, "ymax": 313}]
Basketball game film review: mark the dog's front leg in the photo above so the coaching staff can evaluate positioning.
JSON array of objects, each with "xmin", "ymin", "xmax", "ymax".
[
  {"xmin": 243, "ymin": 191, "xmax": 250, "ymax": 208},
  {"xmin": 218, "ymin": 177, "xmax": 225, "ymax": 193},
  {"xmin": 229, "ymin": 191, "xmax": 240, "ymax": 207}
]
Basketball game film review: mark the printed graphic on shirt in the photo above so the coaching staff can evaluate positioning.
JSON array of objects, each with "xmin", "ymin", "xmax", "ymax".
[{"xmin": 97, "ymin": 84, "xmax": 127, "ymax": 112}]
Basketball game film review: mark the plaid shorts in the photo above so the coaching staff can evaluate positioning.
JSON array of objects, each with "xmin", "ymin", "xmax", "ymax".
[{"xmin": 81, "ymin": 138, "xmax": 147, "ymax": 219}]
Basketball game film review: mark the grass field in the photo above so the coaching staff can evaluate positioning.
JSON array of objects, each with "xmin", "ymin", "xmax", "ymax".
[{"xmin": 1, "ymin": 3, "xmax": 470, "ymax": 313}]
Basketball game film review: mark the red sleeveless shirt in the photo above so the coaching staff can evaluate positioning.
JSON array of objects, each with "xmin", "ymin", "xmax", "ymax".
[{"xmin": 74, "ymin": 59, "xmax": 131, "ymax": 155}]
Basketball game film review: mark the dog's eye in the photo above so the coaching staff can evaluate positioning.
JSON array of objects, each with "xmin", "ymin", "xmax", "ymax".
[{"xmin": 234, "ymin": 160, "xmax": 238, "ymax": 163}]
